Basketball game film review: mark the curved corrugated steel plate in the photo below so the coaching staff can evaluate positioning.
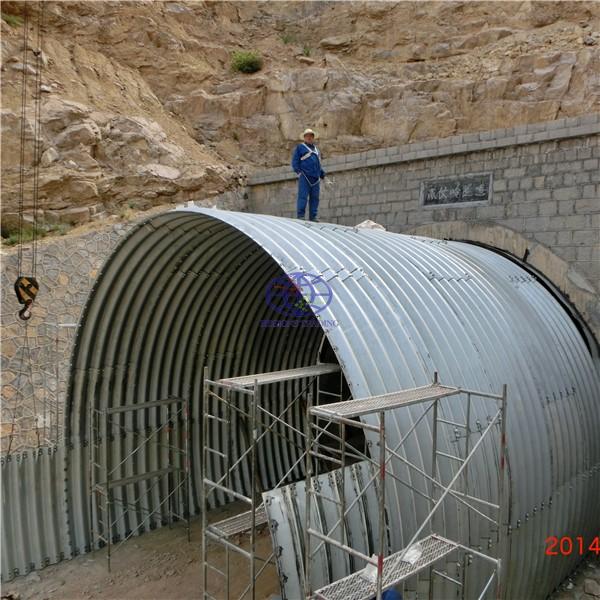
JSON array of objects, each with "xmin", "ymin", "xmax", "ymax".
[
  {"xmin": 65, "ymin": 208, "xmax": 600, "ymax": 599},
  {"xmin": 263, "ymin": 461, "xmax": 384, "ymax": 597},
  {"xmin": 1, "ymin": 447, "xmax": 71, "ymax": 581}
]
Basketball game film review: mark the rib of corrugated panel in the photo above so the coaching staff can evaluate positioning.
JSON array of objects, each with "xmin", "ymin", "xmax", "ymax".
[
  {"xmin": 1, "ymin": 446, "xmax": 71, "ymax": 581},
  {"xmin": 62, "ymin": 208, "xmax": 599, "ymax": 599}
]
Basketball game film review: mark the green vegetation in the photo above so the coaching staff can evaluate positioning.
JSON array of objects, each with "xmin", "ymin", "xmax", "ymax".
[
  {"xmin": 302, "ymin": 45, "xmax": 311, "ymax": 57},
  {"xmin": 280, "ymin": 33, "xmax": 296, "ymax": 44},
  {"xmin": 1, "ymin": 222, "xmax": 70, "ymax": 246},
  {"xmin": 231, "ymin": 50, "xmax": 263, "ymax": 74},
  {"xmin": 1, "ymin": 13, "xmax": 23, "ymax": 27}
]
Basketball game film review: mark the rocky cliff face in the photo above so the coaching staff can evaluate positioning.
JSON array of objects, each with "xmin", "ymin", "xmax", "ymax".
[{"xmin": 1, "ymin": 1, "xmax": 599, "ymax": 231}]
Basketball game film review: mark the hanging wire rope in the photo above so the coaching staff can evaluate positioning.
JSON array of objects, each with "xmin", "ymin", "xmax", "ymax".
[
  {"xmin": 7, "ymin": 324, "xmax": 37, "ymax": 454},
  {"xmin": 31, "ymin": 2, "xmax": 45, "ymax": 280},
  {"xmin": 16, "ymin": 6, "xmax": 29, "ymax": 265},
  {"xmin": 13, "ymin": 2, "xmax": 44, "ymax": 320},
  {"xmin": 5, "ymin": 3, "xmax": 49, "ymax": 456},
  {"xmin": 2, "ymin": 317, "xmax": 76, "ymax": 454}
]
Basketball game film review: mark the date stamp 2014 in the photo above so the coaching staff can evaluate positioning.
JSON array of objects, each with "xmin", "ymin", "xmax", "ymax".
[{"xmin": 545, "ymin": 536, "xmax": 600, "ymax": 556}]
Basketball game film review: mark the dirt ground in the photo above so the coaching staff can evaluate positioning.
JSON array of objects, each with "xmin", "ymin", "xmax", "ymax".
[
  {"xmin": 550, "ymin": 554, "xmax": 600, "ymax": 600},
  {"xmin": 1, "ymin": 504, "xmax": 280, "ymax": 600},
  {"xmin": 2, "ymin": 503, "xmax": 598, "ymax": 600}
]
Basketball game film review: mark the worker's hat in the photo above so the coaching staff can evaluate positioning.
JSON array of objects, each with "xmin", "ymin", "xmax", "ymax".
[{"xmin": 302, "ymin": 128, "xmax": 316, "ymax": 138}]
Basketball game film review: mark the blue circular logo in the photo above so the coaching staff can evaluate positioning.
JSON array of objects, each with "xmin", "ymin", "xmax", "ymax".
[{"xmin": 266, "ymin": 271, "xmax": 333, "ymax": 318}]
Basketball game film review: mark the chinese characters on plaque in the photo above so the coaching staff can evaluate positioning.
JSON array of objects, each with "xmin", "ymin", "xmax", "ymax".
[{"xmin": 421, "ymin": 174, "xmax": 492, "ymax": 206}]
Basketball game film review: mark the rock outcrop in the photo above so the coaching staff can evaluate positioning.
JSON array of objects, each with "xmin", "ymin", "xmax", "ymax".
[{"xmin": 1, "ymin": 0, "xmax": 599, "ymax": 229}]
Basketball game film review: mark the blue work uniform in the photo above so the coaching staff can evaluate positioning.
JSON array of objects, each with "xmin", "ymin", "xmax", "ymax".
[{"xmin": 291, "ymin": 142, "xmax": 326, "ymax": 220}]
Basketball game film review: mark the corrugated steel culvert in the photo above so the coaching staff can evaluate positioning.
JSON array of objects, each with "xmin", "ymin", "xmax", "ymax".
[{"xmin": 65, "ymin": 208, "xmax": 599, "ymax": 599}]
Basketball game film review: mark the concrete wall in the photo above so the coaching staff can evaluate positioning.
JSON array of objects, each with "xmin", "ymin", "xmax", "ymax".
[{"xmin": 247, "ymin": 114, "xmax": 600, "ymax": 341}]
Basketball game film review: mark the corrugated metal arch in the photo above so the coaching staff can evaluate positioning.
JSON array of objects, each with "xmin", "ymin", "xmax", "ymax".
[{"xmin": 66, "ymin": 208, "xmax": 600, "ymax": 599}]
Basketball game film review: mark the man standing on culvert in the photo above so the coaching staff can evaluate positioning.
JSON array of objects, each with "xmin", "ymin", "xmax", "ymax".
[{"xmin": 291, "ymin": 128, "xmax": 326, "ymax": 221}]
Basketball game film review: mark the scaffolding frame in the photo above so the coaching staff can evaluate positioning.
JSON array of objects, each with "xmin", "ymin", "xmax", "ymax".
[
  {"xmin": 201, "ymin": 363, "xmax": 343, "ymax": 600},
  {"xmin": 304, "ymin": 373, "xmax": 508, "ymax": 600},
  {"xmin": 89, "ymin": 396, "xmax": 191, "ymax": 571}
]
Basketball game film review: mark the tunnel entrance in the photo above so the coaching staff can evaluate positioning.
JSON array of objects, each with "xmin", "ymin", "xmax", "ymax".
[{"xmin": 66, "ymin": 209, "xmax": 373, "ymax": 557}]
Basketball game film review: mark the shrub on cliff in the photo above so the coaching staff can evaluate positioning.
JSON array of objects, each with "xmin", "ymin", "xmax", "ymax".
[
  {"xmin": 1, "ymin": 13, "xmax": 23, "ymax": 28},
  {"xmin": 231, "ymin": 50, "xmax": 263, "ymax": 74}
]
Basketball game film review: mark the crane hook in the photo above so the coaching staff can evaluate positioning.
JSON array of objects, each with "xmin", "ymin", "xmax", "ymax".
[{"xmin": 14, "ymin": 276, "xmax": 39, "ymax": 320}]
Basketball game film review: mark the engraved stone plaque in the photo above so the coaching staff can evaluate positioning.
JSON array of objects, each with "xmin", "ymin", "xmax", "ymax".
[{"xmin": 421, "ymin": 173, "xmax": 492, "ymax": 206}]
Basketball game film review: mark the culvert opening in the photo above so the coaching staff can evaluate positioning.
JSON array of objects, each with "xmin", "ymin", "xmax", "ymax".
[{"xmin": 67, "ymin": 210, "xmax": 371, "ymax": 544}]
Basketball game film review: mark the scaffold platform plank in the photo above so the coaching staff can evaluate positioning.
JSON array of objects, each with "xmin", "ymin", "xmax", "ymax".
[
  {"xmin": 311, "ymin": 383, "xmax": 459, "ymax": 419},
  {"xmin": 210, "ymin": 505, "xmax": 268, "ymax": 537},
  {"xmin": 312, "ymin": 535, "xmax": 458, "ymax": 600},
  {"xmin": 215, "ymin": 364, "xmax": 341, "ymax": 388}
]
